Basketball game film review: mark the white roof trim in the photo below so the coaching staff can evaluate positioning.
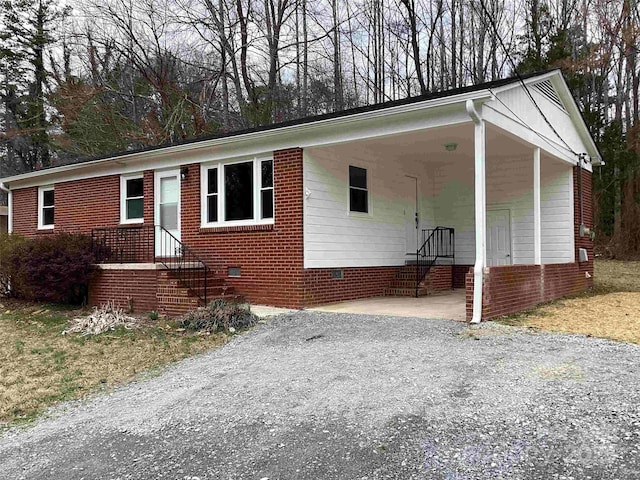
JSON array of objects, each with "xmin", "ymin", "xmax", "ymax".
[{"xmin": 489, "ymin": 70, "xmax": 602, "ymax": 165}]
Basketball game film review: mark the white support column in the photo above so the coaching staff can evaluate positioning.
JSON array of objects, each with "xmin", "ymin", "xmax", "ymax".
[
  {"xmin": 8, "ymin": 189, "xmax": 13, "ymax": 233},
  {"xmin": 533, "ymin": 148, "xmax": 541, "ymax": 264},
  {"xmin": 466, "ymin": 100, "xmax": 486, "ymax": 324}
]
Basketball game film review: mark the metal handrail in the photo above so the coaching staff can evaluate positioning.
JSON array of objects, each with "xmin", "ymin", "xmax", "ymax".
[
  {"xmin": 91, "ymin": 225, "xmax": 209, "ymax": 304},
  {"xmin": 415, "ymin": 226, "xmax": 455, "ymax": 297}
]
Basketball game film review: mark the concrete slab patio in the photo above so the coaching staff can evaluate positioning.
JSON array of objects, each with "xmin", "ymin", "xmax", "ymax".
[{"xmin": 309, "ymin": 289, "xmax": 466, "ymax": 321}]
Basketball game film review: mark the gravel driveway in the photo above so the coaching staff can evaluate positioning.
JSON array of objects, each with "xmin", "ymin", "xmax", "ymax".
[{"xmin": 1, "ymin": 311, "xmax": 640, "ymax": 479}]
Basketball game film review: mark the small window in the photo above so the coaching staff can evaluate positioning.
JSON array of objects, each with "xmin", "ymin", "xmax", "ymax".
[
  {"xmin": 38, "ymin": 186, "xmax": 54, "ymax": 229},
  {"xmin": 331, "ymin": 269, "xmax": 344, "ymax": 280},
  {"xmin": 261, "ymin": 159, "xmax": 274, "ymax": 219},
  {"xmin": 206, "ymin": 168, "xmax": 218, "ymax": 223},
  {"xmin": 349, "ymin": 165, "xmax": 368, "ymax": 213},
  {"xmin": 121, "ymin": 175, "xmax": 144, "ymax": 224},
  {"xmin": 228, "ymin": 266, "xmax": 241, "ymax": 277}
]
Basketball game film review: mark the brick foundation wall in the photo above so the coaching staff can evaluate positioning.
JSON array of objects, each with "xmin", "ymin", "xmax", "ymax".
[
  {"xmin": 89, "ymin": 268, "xmax": 158, "ymax": 313},
  {"xmin": 303, "ymin": 266, "xmax": 399, "ymax": 306},
  {"xmin": 424, "ymin": 265, "xmax": 453, "ymax": 291},
  {"xmin": 465, "ymin": 262, "xmax": 590, "ymax": 321},
  {"xmin": 453, "ymin": 265, "xmax": 472, "ymax": 289},
  {"xmin": 180, "ymin": 148, "xmax": 305, "ymax": 308}
]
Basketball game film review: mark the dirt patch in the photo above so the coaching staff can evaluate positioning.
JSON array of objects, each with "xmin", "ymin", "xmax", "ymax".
[{"xmin": 0, "ymin": 299, "xmax": 227, "ymax": 426}]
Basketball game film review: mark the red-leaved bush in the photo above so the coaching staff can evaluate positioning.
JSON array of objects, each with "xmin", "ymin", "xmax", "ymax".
[{"xmin": 2, "ymin": 233, "xmax": 96, "ymax": 304}]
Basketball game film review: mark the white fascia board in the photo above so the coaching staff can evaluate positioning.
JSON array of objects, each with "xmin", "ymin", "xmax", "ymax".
[
  {"xmin": 482, "ymin": 104, "xmax": 592, "ymax": 170},
  {"xmin": 489, "ymin": 70, "xmax": 602, "ymax": 166},
  {"xmin": 549, "ymin": 75, "xmax": 603, "ymax": 165},
  {"xmin": 1, "ymin": 90, "xmax": 493, "ymax": 189}
]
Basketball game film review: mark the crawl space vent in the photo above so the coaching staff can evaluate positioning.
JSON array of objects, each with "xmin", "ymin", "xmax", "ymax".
[{"xmin": 331, "ymin": 269, "xmax": 344, "ymax": 280}]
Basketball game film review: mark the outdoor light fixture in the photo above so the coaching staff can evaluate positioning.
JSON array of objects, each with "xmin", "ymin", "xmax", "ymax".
[
  {"xmin": 180, "ymin": 166, "xmax": 189, "ymax": 180},
  {"xmin": 444, "ymin": 142, "xmax": 457, "ymax": 152}
]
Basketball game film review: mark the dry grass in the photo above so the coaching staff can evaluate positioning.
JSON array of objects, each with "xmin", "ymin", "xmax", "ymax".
[
  {"xmin": 498, "ymin": 260, "xmax": 640, "ymax": 344},
  {"xmin": 0, "ymin": 300, "xmax": 227, "ymax": 427}
]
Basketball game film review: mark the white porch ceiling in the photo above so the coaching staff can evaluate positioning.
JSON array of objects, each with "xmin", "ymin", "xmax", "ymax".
[{"xmin": 308, "ymin": 122, "xmax": 545, "ymax": 165}]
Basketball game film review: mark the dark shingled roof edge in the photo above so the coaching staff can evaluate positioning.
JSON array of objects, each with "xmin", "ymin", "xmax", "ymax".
[{"xmin": 39, "ymin": 69, "xmax": 556, "ymax": 171}]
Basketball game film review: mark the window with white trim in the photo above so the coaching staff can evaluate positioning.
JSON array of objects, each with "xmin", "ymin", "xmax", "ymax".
[
  {"xmin": 201, "ymin": 157, "xmax": 274, "ymax": 227},
  {"xmin": 120, "ymin": 174, "xmax": 144, "ymax": 223},
  {"xmin": 260, "ymin": 159, "xmax": 274, "ymax": 219},
  {"xmin": 38, "ymin": 186, "xmax": 55, "ymax": 229},
  {"xmin": 349, "ymin": 165, "xmax": 368, "ymax": 213}
]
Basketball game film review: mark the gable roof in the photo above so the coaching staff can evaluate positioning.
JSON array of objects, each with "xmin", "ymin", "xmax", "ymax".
[{"xmin": 0, "ymin": 69, "xmax": 601, "ymax": 188}]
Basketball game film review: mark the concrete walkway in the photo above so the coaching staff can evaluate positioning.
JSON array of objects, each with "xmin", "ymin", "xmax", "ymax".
[{"xmin": 309, "ymin": 289, "xmax": 466, "ymax": 321}]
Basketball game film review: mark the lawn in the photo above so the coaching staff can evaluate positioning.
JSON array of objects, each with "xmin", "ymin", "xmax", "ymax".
[
  {"xmin": 498, "ymin": 260, "xmax": 640, "ymax": 344},
  {"xmin": 0, "ymin": 301, "xmax": 227, "ymax": 427}
]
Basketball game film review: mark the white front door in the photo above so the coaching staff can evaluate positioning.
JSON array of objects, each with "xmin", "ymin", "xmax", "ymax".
[
  {"xmin": 487, "ymin": 209, "xmax": 511, "ymax": 266},
  {"xmin": 405, "ymin": 175, "xmax": 419, "ymax": 256},
  {"xmin": 155, "ymin": 170, "xmax": 181, "ymax": 257}
]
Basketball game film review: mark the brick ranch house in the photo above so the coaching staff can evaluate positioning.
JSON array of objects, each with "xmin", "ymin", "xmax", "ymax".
[{"xmin": 0, "ymin": 70, "xmax": 601, "ymax": 322}]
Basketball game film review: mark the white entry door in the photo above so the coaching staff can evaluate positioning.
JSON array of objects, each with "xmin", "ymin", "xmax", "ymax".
[
  {"xmin": 155, "ymin": 170, "xmax": 181, "ymax": 257},
  {"xmin": 487, "ymin": 209, "xmax": 512, "ymax": 266},
  {"xmin": 405, "ymin": 175, "xmax": 419, "ymax": 256}
]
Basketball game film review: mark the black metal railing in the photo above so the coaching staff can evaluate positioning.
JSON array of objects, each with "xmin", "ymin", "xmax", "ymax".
[
  {"xmin": 414, "ymin": 226, "xmax": 455, "ymax": 297},
  {"xmin": 91, "ymin": 225, "xmax": 209, "ymax": 304},
  {"xmin": 92, "ymin": 225, "xmax": 155, "ymax": 263}
]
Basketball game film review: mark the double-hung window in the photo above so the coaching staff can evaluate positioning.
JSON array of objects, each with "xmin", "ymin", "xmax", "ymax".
[
  {"xmin": 349, "ymin": 165, "xmax": 368, "ymax": 213},
  {"xmin": 38, "ymin": 186, "xmax": 55, "ymax": 230},
  {"xmin": 202, "ymin": 157, "xmax": 274, "ymax": 227},
  {"xmin": 120, "ymin": 174, "xmax": 144, "ymax": 224}
]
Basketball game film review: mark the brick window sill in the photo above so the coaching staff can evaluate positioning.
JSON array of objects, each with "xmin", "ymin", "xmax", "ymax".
[{"xmin": 199, "ymin": 224, "xmax": 274, "ymax": 234}]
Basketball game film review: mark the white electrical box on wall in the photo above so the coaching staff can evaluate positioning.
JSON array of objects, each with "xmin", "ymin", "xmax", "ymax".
[{"xmin": 579, "ymin": 248, "xmax": 589, "ymax": 263}]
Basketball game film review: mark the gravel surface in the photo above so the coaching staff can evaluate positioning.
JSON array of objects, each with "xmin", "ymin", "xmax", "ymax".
[{"xmin": 1, "ymin": 311, "xmax": 640, "ymax": 479}]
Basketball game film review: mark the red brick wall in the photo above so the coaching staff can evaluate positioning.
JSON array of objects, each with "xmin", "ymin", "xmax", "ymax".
[
  {"xmin": 12, "ymin": 187, "xmax": 38, "ymax": 235},
  {"xmin": 12, "ymin": 175, "xmax": 156, "ymax": 236},
  {"xmin": 89, "ymin": 268, "xmax": 158, "ymax": 313},
  {"xmin": 424, "ymin": 265, "xmax": 453, "ymax": 291},
  {"xmin": 453, "ymin": 265, "xmax": 472, "ymax": 289},
  {"xmin": 479, "ymin": 265, "xmax": 543, "ymax": 319},
  {"xmin": 574, "ymin": 167, "xmax": 594, "ymax": 285},
  {"xmin": 180, "ymin": 148, "xmax": 305, "ymax": 308},
  {"xmin": 303, "ymin": 267, "xmax": 399, "ymax": 306},
  {"xmin": 56, "ymin": 176, "xmax": 120, "ymax": 233}
]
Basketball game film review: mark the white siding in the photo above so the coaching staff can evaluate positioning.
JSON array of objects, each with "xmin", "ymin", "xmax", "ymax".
[
  {"xmin": 303, "ymin": 148, "xmax": 434, "ymax": 268},
  {"xmin": 541, "ymin": 160, "xmax": 574, "ymax": 264},
  {"xmin": 431, "ymin": 155, "xmax": 574, "ymax": 265}
]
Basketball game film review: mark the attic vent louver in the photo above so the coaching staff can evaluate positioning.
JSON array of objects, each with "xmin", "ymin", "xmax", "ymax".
[{"xmin": 532, "ymin": 79, "xmax": 567, "ymax": 112}]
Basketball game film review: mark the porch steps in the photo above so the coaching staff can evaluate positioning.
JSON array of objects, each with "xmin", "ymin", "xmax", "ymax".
[
  {"xmin": 157, "ymin": 269, "xmax": 237, "ymax": 317},
  {"xmin": 384, "ymin": 265, "xmax": 454, "ymax": 297},
  {"xmin": 384, "ymin": 265, "xmax": 432, "ymax": 297}
]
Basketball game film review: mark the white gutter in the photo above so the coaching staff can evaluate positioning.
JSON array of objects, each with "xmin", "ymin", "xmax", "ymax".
[
  {"xmin": 0, "ymin": 182, "xmax": 11, "ymax": 233},
  {"xmin": 466, "ymin": 99, "xmax": 486, "ymax": 324}
]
